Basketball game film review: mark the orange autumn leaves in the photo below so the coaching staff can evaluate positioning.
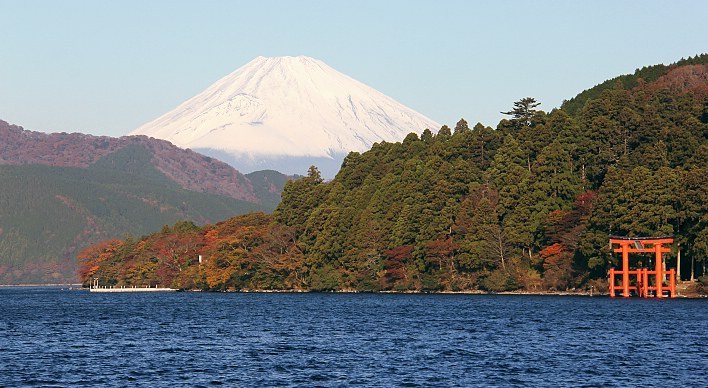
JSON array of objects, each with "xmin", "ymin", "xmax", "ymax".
[{"xmin": 78, "ymin": 213, "xmax": 305, "ymax": 290}]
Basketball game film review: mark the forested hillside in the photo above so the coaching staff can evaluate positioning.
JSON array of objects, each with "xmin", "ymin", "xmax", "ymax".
[
  {"xmin": 561, "ymin": 55, "xmax": 708, "ymax": 116},
  {"xmin": 79, "ymin": 56, "xmax": 707, "ymax": 292},
  {"xmin": 0, "ymin": 151, "xmax": 268, "ymax": 284},
  {"xmin": 0, "ymin": 122, "xmax": 292, "ymax": 284}
]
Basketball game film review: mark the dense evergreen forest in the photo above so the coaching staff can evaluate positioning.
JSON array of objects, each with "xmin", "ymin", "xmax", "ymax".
[{"xmin": 80, "ymin": 56, "xmax": 707, "ymax": 293}]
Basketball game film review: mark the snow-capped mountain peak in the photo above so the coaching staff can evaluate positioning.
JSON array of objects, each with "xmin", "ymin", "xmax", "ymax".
[{"xmin": 131, "ymin": 56, "xmax": 440, "ymax": 176}]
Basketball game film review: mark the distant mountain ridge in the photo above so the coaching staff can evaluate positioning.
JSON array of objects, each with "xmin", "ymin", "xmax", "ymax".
[
  {"xmin": 131, "ymin": 56, "xmax": 441, "ymax": 177},
  {"xmin": 1, "ymin": 120, "xmax": 259, "ymax": 202}
]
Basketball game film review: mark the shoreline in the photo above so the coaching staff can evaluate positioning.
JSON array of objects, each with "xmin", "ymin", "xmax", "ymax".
[
  {"xmin": 1, "ymin": 284, "xmax": 704, "ymax": 298},
  {"xmin": 186, "ymin": 288, "xmax": 706, "ymax": 298}
]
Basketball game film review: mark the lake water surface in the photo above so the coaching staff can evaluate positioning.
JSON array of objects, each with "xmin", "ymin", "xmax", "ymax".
[{"xmin": 0, "ymin": 288, "xmax": 706, "ymax": 386}]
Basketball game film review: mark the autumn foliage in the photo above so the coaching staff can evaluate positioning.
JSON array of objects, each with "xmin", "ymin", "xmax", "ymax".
[{"xmin": 78, "ymin": 214, "xmax": 306, "ymax": 291}]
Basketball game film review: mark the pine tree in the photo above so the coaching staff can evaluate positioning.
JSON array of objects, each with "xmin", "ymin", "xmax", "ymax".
[
  {"xmin": 501, "ymin": 97, "xmax": 541, "ymax": 127},
  {"xmin": 454, "ymin": 118, "xmax": 470, "ymax": 134}
]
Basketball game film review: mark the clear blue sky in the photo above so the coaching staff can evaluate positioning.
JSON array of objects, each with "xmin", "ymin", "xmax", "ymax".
[{"xmin": 1, "ymin": 0, "xmax": 706, "ymax": 137}]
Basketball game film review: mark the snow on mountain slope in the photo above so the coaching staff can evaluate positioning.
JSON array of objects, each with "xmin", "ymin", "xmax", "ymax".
[{"xmin": 131, "ymin": 56, "xmax": 440, "ymax": 175}]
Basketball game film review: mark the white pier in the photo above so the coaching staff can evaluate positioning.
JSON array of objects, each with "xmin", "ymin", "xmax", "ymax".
[
  {"xmin": 89, "ymin": 279, "xmax": 176, "ymax": 292},
  {"xmin": 90, "ymin": 286, "xmax": 177, "ymax": 293}
]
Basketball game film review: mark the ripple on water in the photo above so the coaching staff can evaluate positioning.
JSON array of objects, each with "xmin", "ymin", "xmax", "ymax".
[{"xmin": 0, "ymin": 290, "xmax": 706, "ymax": 387}]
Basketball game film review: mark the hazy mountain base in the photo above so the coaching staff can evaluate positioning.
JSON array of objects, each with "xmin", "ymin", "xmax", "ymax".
[{"xmin": 196, "ymin": 147, "xmax": 346, "ymax": 179}]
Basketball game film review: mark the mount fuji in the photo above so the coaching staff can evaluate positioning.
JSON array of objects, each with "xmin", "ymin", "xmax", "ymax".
[{"xmin": 131, "ymin": 56, "xmax": 440, "ymax": 177}]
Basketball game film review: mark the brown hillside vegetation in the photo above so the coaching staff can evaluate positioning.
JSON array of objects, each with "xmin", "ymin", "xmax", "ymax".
[{"xmin": 642, "ymin": 64, "xmax": 708, "ymax": 97}]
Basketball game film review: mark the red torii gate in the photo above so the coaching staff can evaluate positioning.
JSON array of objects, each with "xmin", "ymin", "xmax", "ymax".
[{"xmin": 608, "ymin": 236, "xmax": 676, "ymax": 298}]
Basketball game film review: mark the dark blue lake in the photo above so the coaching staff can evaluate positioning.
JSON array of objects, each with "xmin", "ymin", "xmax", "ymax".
[{"xmin": 0, "ymin": 288, "xmax": 706, "ymax": 386}]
